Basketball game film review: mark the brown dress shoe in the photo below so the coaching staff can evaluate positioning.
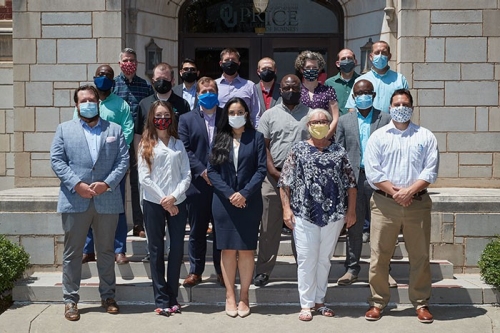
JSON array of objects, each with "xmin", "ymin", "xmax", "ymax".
[
  {"xmin": 101, "ymin": 298, "xmax": 120, "ymax": 314},
  {"xmin": 115, "ymin": 253, "xmax": 129, "ymax": 265},
  {"xmin": 183, "ymin": 273, "xmax": 202, "ymax": 287},
  {"xmin": 365, "ymin": 306, "xmax": 383, "ymax": 321},
  {"xmin": 64, "ymin": 302, "xmax": 80, "ymax": 321},
  {"xmin": 82, "ymin": 253, "xmax": 96, "ymax": 264},
  {"xmin": 217, "ymin": 273, "xmax": 225, "ymax": 287},
  {"xmin": 416, "ymin": 306, "xmax": 434, "ymax": 323}
]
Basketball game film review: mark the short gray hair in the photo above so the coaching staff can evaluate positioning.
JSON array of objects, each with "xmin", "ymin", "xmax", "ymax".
[
  {"xmin": 120, "ymin": 48, "xmax": 137, "ymax": 61},
  {"xmin": 307, "ymin": 108, "xmax": 332, "ymax": 122}
]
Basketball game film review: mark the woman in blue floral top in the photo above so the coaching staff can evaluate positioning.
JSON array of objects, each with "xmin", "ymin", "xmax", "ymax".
[{"xmin": 279, "ymin": 108, "xmax": 357, "ymax": 321}]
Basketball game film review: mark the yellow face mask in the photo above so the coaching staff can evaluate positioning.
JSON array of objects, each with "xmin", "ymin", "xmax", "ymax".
[{"xmin": 308, "ymin": 124, "xmax": 329, "ymax": 139}]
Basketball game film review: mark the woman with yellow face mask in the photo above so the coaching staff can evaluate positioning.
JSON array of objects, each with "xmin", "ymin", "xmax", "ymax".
[{"xmin": 278, "ymin": 108, "xmax": 357, "ymax": 322}]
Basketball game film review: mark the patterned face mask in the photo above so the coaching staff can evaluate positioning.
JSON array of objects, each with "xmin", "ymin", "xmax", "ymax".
[
  {"xmin": 302, "ymin": 68, "xmax": 319, "ymax": 81},
  {"xmin": 389, "ymin": 106, "xmax": 413, "ymax": 123},
  {"xmin": 120, "ymin": 61, "xmax": 137, "ymax": 76},
  {"xmin": 153, "ymin": 117, "xmax": 172, "ymax": 130}
]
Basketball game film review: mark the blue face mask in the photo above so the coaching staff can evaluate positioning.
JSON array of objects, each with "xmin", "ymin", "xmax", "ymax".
[
  {"xmin": 198, "ymin": 92, "xmax": 219, "ymax": 110},
  {"xmin": 371, "ymin": 54, "xmax": 388, "ymax": 70},
  {"xmin": 79, "ymin": 102, "xmax": 99, "ymax": 119},
  {"xmin": 354, "ymin": 94, "xmax": 374, "ymax": 110},
  {"xmin": 93, "ymin": 76, "xmax": 114, "ymax": 91}
]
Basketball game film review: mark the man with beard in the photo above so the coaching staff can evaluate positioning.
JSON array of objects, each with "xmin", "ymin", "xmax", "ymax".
[
  {"xmin": 215, "ymin": 48, "xmax": 261, "ymax": 127},
  {"xmin": 76, "ymin": 65, "xmax": 134, "ymax": 265},
  {"xmin": 51, "ymin": 85, "xmax": 129, "ymax": 321},
  {"xmin": 173, "ymin": 58, "xmax": 200, "ymax": 110},
  {"xmin": 253, "ymin": 74, "xmax": 311, "ymax": 287}
]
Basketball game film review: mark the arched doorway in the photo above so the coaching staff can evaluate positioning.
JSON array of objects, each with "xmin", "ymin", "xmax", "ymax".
[{"xmin": 179, "ymin": 0, "xmax": 344, "ymax": 83}]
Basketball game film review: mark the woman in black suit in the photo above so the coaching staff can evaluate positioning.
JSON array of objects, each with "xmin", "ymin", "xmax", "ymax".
[{"xmin": 207, "ymin": 97, "xmax": 267, "ymax": 318}]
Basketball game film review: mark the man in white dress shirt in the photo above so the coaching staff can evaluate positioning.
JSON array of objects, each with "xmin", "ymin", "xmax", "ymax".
[{"xmin": 363, "ymin": 89, "xmax": 439, "ymax": 324}]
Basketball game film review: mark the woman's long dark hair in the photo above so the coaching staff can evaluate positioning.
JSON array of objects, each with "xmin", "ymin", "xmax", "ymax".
[{"xmin": 209, "ymin": 97, "xmax": 253, "ymax": 165}]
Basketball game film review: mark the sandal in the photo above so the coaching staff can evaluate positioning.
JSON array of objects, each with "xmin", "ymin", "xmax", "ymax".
[
  {"xmin": 167, "ymin": 304, "xmax": 181, "ymax": 314},
  {"xmin": 315, "ymin": 306, "xmax": 335, "ymax": 317},
  {"xmin": 155, "ymin": 308, "xmax": 171, "ymax": 317},
  {"xmin": 299, "ymin": 309, "xmax": 313, "ymax": 321}
]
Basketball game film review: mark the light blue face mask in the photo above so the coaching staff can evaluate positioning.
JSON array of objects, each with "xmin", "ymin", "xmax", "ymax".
[
  {"xmin": 371, "ymin": 54, "xmax": 388, "ymax": 70},
  {"xmin": 354, "ymin": 94, "xmax": 373, "ymax": 110},
  {"xmin": 79, "ymin": 102, "xmax": 99, "ymax": 119}
]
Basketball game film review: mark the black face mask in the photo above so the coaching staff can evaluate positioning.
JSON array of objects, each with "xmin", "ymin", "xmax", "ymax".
[
  {"xmin": 221, "ymin": 61, "xmax": 239, "ymax": 76},
  {"xmin": 281, "ymin": 91, "xmax": 301, "ymax": 105},
  {"xmin": 153, "ymin": 79, "xmax": 172, "ymax": 94},
  {"xmin": 181, "ymin": 71, "xmax": 197, "ymax": 83},
  {"xmin": 259, "ymin": 69, "xmax": 276, "ymax": 83}
]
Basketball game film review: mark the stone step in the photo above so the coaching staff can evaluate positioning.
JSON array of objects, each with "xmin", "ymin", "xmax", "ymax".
[
  {"xmin": 126, "ymin": 234, "xmax": 409, "ymax": 258},
  {"xmin": 80, "ymin": 257, "xmax": 454, "ymax": 281},
  {"xmin": 13, "ymin": 273, "xmax": 497, "ymax": 305}
]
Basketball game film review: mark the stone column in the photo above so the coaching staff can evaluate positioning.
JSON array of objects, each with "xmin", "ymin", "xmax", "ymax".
[{"xmin": 11, "ymin": 0, "xmax": 125, "ymax": 187}]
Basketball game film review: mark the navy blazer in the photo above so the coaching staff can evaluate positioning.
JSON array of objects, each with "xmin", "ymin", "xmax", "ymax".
[
  {"xmin": 207, "ymin": 129, "xmax": 267, "ymax": 200},
  {"xmin": 178, "ymin": 106, "xmax": 222, "ymax": 196}
]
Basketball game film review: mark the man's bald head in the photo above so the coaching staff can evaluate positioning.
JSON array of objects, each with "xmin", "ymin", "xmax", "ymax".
[
  {"xmin": 353, "ymin": 79, "xmax": 374, "ymax": 94},
  {"xmin": 95, "ymin": 65, "xmax": 114, "ymax": 79},
  {"xmin": 280, "ymin": 74, "xmax": 300, "ymax": 88}
]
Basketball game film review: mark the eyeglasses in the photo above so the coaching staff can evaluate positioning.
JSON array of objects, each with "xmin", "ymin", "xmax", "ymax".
[
  {"xmin": 354, "ymin": 91, "xmax": 374, "ymax": 96},
  {"xmin": 182, "ymin": 67, "xmax": 197, "ymax": 72},
  {"xmin": 309, "ymin": 120, "xmax": 330, "ymax": 125}
]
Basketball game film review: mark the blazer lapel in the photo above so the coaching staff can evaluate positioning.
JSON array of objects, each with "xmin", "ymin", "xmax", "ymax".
[
  {"xmin": 370, "ymin": 109, "xmax": 382, "ymax": 134},
  {"xmin": 349, "ymin": 112, "xmax": 361, "ymax": 149},
  {"xmin": 96, "ymin": 120, "xmax": 109, "ymax": 165},
  {"xmin": 196, "ymin": 108, "xmax": 210, "ymax": 146}
]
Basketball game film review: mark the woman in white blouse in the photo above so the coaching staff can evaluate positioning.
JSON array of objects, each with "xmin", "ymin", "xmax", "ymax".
[{"xmin": 138, "ymin": 100, "xmax": 191, "ymax": 317}]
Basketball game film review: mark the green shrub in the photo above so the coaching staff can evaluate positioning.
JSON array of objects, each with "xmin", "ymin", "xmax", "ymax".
[
  {"xmin": 0, "ymin": 235, "xmax": 30, "ymax": 294},
  {"xmin": 478, "ymin": 236, "xmax": 500, "ymax": 289}
]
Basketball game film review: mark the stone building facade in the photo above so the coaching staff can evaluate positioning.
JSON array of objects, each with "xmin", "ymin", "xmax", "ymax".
[{"xmin": 1, "ymin": 0, "xmax": 500, "ymax": 190}]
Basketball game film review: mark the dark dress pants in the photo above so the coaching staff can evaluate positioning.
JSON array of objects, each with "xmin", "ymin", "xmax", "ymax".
[
  {"xmin": 344, "ymin": 170, "xmax": 372, "ymax": 276},
  {"xmin": 186, "ymin": 185, "xmax": 221, "ymax": 275},
  {"xmin": 143, "ymin": 200, "xmax": 187, "ymax": 308}
]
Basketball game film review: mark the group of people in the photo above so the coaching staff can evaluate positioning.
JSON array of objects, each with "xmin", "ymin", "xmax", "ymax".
[{"xmin": 50, "ymin": 41, "xmax": 438, "ymax": 324}]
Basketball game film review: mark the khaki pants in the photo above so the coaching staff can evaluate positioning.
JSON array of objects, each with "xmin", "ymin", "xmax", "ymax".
[{"xmin": 368, "ymin": 192, "xmax": 432, "ymax": 309}]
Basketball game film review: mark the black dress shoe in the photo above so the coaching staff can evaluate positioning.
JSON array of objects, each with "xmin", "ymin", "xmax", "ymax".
[
  {"xmin": 253, "ymin": 273, "xmax": 269, "ymax": 286},
  {"xmin": 82, "ymin": 253, "xmax": 96, "ymax": 263}
]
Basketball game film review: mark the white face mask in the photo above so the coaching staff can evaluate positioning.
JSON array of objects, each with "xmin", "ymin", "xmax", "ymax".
[
  {"xmin": 389, "ymin": 106, "xmax": 413, "ymax": 123},
  {"xmin": 228, "ymin": 115, "xmax": 246, "ymax": 129}
]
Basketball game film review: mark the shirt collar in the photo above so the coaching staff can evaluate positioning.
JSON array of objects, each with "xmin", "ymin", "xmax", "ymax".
[
  {"xmin": 219, "ymin": 74, "xmax": 242, "ymax": 84},
  {"xmin": 371, "ymin": 67, "xmax": 391, "ymax": 78},
  {"xmin": 356, "ymin": 108, "xmax": 373, "ymax": 120},
  {"xmin": 183, "ymin": 82, "xmax": 197, "ymax": 92},
  {"xmin": 80, "ymin": 118, "xmax": 102, "ymax": 130},
  {"xmin": 387, "ymin": 120, "xmax": 415, "ymax": 133}
]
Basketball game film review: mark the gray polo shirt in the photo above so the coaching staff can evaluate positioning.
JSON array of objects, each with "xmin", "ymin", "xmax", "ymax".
[{"xmin": 258, "ymin": 102, "xmax": 310, "ymax": 169}]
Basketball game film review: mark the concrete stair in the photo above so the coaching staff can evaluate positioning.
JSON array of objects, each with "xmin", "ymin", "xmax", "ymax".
[{"xmin": 13, "ymin": 233, "xmax": 495, "ymax": 305}]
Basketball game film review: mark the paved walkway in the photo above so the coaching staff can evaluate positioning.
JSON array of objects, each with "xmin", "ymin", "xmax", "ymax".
[{"xmin": 1, "ymin": 303, "xmax": 499, "ymax": 333}]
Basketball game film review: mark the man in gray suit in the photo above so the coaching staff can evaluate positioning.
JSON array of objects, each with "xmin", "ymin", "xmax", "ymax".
[
  {"xmin": 50, "ymin": 85, "xmax": 129, "ymax": 321},
  {"xmin": 255, "ymin": 57, "xmax": 281, "ymax": 115},
  {"xmin": 335, "ymin": 79, "xmax": 391, "ymax": 286}
]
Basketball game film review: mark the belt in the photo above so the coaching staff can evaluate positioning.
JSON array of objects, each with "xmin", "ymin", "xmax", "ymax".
[
  {"xmin": 359, "ymin": 167, "xmax": 365, "ymax": 173},
  {"xmin": 375, "ymin": 189, "xmax": 428, "ymax": 200}
]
